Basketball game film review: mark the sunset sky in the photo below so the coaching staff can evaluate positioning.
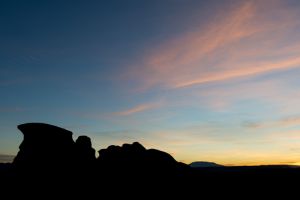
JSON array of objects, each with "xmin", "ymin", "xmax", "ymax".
[{"xmin": 1, "ymin": 0, "xmax": 300, "ymax": 165}]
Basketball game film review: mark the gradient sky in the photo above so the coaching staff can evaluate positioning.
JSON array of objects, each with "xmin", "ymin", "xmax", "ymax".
[{"xmin": 1, "ymin": 0, "xmax": 300, "ymax": 165}]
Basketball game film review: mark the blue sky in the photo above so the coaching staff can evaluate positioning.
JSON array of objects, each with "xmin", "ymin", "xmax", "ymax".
[{"xmin": 1, "ymin": 0, "xmax": 300, "ymax": 165}]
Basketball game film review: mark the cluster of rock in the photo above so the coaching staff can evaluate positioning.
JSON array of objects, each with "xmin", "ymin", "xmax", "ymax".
[
  {"xmin": 13, "ymin": 123, "xmax": 187, "ymax": 177},
  {"xmin": 13, "ymin": 123, "xmax": 95, "ymax": 171}
]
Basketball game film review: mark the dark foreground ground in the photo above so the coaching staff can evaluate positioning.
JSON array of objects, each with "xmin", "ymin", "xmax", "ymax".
[
  {"xmin": 1, "ymin": 163, "xmax": 300, "ymax": 198},
  {"xmin": 1, "ymin": 123, "xmax": 299, "ymax": 197}
]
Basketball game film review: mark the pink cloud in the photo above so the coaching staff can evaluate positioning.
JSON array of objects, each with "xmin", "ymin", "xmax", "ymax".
[
  {"xmin": 254, "ymin": 116, "xmax": 300, "ymax": 130},
  {"xmin": 130, "ymin": 0, "xmax": 300, "ymax": 90},
  {"xmin": 175, "ymin": 56, "xmax": 300, "ymax": 88},
  {"xmin": 112, "ymin": 101, "xmax": 162, "ymax": 116}
]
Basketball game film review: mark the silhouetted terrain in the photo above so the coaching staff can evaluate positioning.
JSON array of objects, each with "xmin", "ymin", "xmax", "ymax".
[
  {"xmin": 1, "ymin": 123, "xmax": 300, "ymax": 196},
  {"xmin": 190, "ymin": 161, "xmax": 224, "ymax": 168}
]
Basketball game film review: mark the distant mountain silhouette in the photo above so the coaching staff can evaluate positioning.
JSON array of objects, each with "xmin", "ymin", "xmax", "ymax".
[
  {"xmin": 190, "ymin": 161, "xmax": 223, "ymax": 168},
  {"xmin": 0, "ymin": 154, "xmax": 14, "ymax": 163}
]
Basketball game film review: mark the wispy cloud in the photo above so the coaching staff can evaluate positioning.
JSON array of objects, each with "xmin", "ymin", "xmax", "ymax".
[
  {"xmin": 174, "ymin": 57, "xmax": 300, "ymax": 88},
  {"xmin": 243, "ymin": 116, "xmax": 300, "ymax": 130},
  {"xmin": 188, "ymin": 74, "xmax": 300, "ymax": 115},
  {"xmin": 112, "ymin": 101, "xmax": 163, "ymax": 116},
  {"xmin": 278, "ymin": 116, "xmax": 300, "ymax": 127},
  {"xmin": 130, "ymin": 0, "xmax": 300, "ymax": 90}
]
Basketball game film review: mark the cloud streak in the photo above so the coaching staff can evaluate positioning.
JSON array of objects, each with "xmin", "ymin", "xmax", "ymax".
[
  {"xmin": 245, "ymin": 116, "xmax": 300, "ymax": 130},
  {"xmin": 175, "ymin": 56, "xmax": 300, "ymax": 88},
  {"xmin": 113, "ymin": 102, "xmax": 162, "ymax": 116},
  {"xmin": 130, "ymin": 0, "xmax": 300, "ymax": 90}
]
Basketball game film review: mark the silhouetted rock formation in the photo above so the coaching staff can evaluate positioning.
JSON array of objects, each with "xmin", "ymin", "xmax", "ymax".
[
  {"xmin": 97, "ymin": 142, "xmax": 185, "ymax": 179},
  {"xmin": 12, "ymin": 123, "xmax": 187, "ymax": 179},
  {"xmin": 13, "ymin": 123, "xmax": 97, "ymax": 175},
  {"xmin": 2, "ymin": 122, "xmax": 300, "ymax": 196},
  {"xmin": 75, "ymin": 135, "xmax": 96, "ymax": 165},
  {"xmin": 98, "ymin": 142, "xmax": 146, "ymax": 166},
  {"xmin": 13, "ymin": 123, "xmax": 75, "ymax": 171}
]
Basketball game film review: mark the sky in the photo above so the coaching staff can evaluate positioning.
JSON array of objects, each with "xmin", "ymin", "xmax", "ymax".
[{"xmin": 1, "ymin": 0, "xmax": 300, "ymax": 165}]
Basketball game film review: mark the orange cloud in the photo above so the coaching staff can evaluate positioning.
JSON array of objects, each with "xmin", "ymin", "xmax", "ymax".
[{"xmin": 131, "ymin": 0, "xmax": 300, "ymax": 90}]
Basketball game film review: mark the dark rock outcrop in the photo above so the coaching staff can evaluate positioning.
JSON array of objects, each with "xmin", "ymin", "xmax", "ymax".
[
  {"xmin": 98, "ymin": 142, "xmax": 147, "ymax": 166},
  {"xmin": 97, "ymin": 142, "xmax": 185, "ymax": 178},
  {"xmin": 13, "ymin": 123, "xmax": 97, "ymax": 175},
  {"xmin": 75, "ymin": 135, "xmax": 96, "ymax": 165},
  {"xmin": 12, "ymin": 122, "xmax": 188, "ymax": 180},
  {"xmin": 2, "ymin": 123, "xmax": 300, "ymax": 197},
  {"xmin": 13, "ymin": 123, "xmax": 75, "ymax": 170}
]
